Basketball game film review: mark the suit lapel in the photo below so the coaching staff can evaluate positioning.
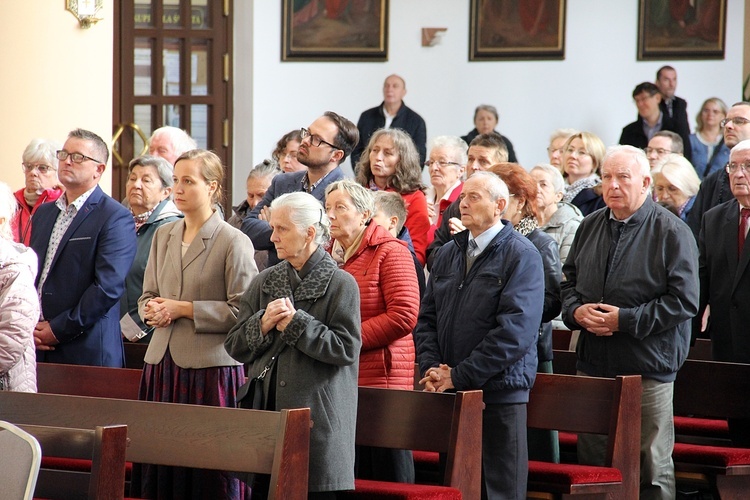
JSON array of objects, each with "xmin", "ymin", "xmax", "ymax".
[
  {"xmin": 49, "ymin": 187, "xmax": 102, "ymax": 271},
  {"xmin": 733, "ymin": 203, "xmax": 750, "ymax": 292},
  {"xmin": 181, "ymin": 212, "xmax": 221, "ymax": 271}
]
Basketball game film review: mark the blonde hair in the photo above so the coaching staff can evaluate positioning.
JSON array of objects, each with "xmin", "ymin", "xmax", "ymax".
[{"xmin": 175, "ymin": 149, "xmax": 224, "ymax": 205}]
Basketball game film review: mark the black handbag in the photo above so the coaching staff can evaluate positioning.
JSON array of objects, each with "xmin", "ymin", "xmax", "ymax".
[{"xmin": 236, "ymin": 343, "xmax": 285, "ymax": 410}]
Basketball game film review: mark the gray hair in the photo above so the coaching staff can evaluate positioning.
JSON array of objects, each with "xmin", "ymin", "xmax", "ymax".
[
  {"xmin": 270, "ymin": 192, "xmax": 330, "ymax": 246},
  {"xmin": 0, "ymin": 182, "xmax": 16, "ymax": 240},
  {"xmin": 469, "ymin": 171, "xmax": 510, "ymax": 214},
  {"xmin": 531, "ymin": 163, "xmax": 565, "ymax": 195},
  {"xmin": 247, "ymin": 159, "xmax": 282, "ymax": 182},
  {"xmin": 604, "ymin": 145, "xmax": 652, "ymax": 181},
  {"xmin": 22, "ymin": 138, "xmax": 62, "ymax": 169},
  {"xmin": 548, "ymin": 128, "xmax": 578, "ymax": 145},
  {"xmin": 473, "ymin": 104, "xmax": 499, "ymax": 122},
  {"xmin": 428, "ymin": 136, "xmax": 468, "ymax": 166},
  {"xmin": 325, "ymin": 179, "xmax": 375, "ymax": 218},
  {"xmin": 731, "ymin": 139, "xmax": 750, "ymax": 158},
  {"xmin": 128, "ymin": 155, "xmax": 174, "ymax": 189},
  {"xmin": 655, "ymin": 154, "xmax": 701, "ymax": 197},
  {"xmin": 150, "ymin": 126, "xmax": 197, "ymax": 156}
]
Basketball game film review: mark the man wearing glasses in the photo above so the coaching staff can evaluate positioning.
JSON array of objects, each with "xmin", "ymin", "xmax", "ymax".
[
  {"xmin": 241, "ymin": 111, "xmax": 359, "ymax": 265},
  {"xmin": 29, "ymin": 128, "xmax": 136, "ymax": 367},
  {"xmin": 644, "ymin": 131, "xmax": 684, "ymax": 172},
  {"xmin": 694, "ymin": 139, "xmax": 750, "ymax": 446},
  {"xmin": 687, "ymin": 102, "xmax": 750, "ymax": 238}
]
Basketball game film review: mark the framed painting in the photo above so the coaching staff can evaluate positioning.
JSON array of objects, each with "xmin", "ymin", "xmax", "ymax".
[
  {"xmin": 282, "ymin": 0, "xmax": 389, "ymax": 62},
  {"xmin": 469, "ymin": 0, "xmax": 566, "ymax": 61},
  {"xmin": 637, "ymin": 0, "xmax": 726, "ymax": 60}
]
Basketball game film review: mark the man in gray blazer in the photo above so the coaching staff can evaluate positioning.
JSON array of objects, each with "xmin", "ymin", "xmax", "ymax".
[{"xmin": 241, "ymin": 111, "xmax": 358, "ymax": 265}]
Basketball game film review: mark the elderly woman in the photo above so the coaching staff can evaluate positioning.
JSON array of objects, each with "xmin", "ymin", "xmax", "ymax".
[
  {"xmin": 424, "ymin": 136, "xmax": 467, "ymax": 243},
  {"xmin": 561, "ymin": 131, "xmax": 607, "ymax": 216},
  {"xmin": 133, "ymin": 149, "xmax": 257, "ymax": 499},
  {"xmin": 489, "ymin": 163, "xmax": 562, "ymax": 463},
  {"xmin": 355, "ymin": 128, "xmax": 430, "ymax": 265},
  {"xmin": 0, "ymin": 182, "xmax": 39, "ymax": 392},
  {"xmin": 530, "ymin": 164, "xmax": 583, "ymax": 264},
  {"xmin": 271, "ymin": 129, "xmax": 306, "ymax": 173},
  {"xmin": 325, "ymin": 180, "xmax": 420, "ymax": 483},
  {"xmin": 226, "ymin": 192, "xmax": 361, "ymax": 499},
  {"xmin": 652, "ymin": 154, "xmax": 701, "ymax": 222},
  {"xmin": 13, "ymin": 138, "xmax": 64, "ymax": 245},
  {"xmin": 546, "ymin": 128, "xmax": 578, "ymax": 171},
  {"xmin": 120, "ymin": 155, "xmax": 182, "ymax": 344},
  {"xmin": 461, "ymin": 104, "xmax": 518, "ymax": 163},
  {"xmin": 690, "ymin": 97, "xmax": 730, "ymax": 179}
]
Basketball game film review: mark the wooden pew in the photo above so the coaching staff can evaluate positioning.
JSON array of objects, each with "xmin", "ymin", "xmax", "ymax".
[
  {"xmin": 37, "ymin": 362, "xmax": 142, "ymax": 400},
  {"xmin": 23, "ymin": 423, "xmax": 128, "ymax": 500},
  {"xmin": 0, "ymin": 391, "xmax": 311, "ymax": 500},
  {"xmin": 671, "ymin": 359, "xmax": 750, "ymax": 499},
  {"xmin": 340, "ymin": 387, "xmax": 483, "ymax": 500},
  {"xmin": 526, "ymin": 373, "xmax": 642, "ymax": 499}
]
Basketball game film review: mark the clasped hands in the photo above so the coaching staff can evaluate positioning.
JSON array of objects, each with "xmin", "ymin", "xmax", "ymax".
[
  {"xmin": 419, "ymin": 364, "xmax": 454, "ymax": 393},
  {"xmin": 573, "ymin": 303, "xmax": 620, "ymax": 336},
  {"xmin": 143, "ymin": 297, "xmax": 181, "ymax": 328},
  {"xmin": 260, "ymin": 297, "xmax": 296, "ymax": 335}
]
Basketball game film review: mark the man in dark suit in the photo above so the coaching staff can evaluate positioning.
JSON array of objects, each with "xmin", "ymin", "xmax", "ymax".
[
  {"xmin": 694, "ymin": 139, "xmax": 750, "ymax": 446},
  {"xmin": 619, "ymin": 82, "xmax": 692, "ymax": 164},
  {"xmin": 30, "ymin": 128, "xmax": 136, "ymax": 367},
  {"xmin": 351, "ymin": 74, "xmax": 427, "ymax": 167},
  {"xmin": 655, "ymin": 66, "xmax": 691, "ymax": 140},
  {"xmin": 241, "ymin": 111, "xmax": 358, "ymax": 264}
]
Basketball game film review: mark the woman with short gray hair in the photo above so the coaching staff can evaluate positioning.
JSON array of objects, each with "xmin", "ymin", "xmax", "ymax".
[{"xmin": 461, "ymin": 104, "xmax": 518, "ymax": 162}]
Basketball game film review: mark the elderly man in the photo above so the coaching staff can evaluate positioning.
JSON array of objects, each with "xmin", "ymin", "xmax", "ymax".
[
  {"xmin": 30, "ymin": 129, "xmax": 137, "ymax": 366},
  {"xmin": 241, "ymin": 111, "xmax": 358, "ymax": 265},
  {"xmin": 620, "ymin": 82, "xmax": 692, "ymax": 163},
  {"xmin": 416, "ymin": 171, "xmax": 543, "ymax": 500},
  {"xmin": 688, "ymin": 102, "xmax": 750, "ymax": 238},
  {"xmin": 148, "ymin": 126, "xmax": 197, "ymax": 166},
  {"xmin": 561, "ymin": 145, "xmax": 699, "ymax": 499},
  {"xmin": 694, "ymin": 139, "xmax": 750, "ymax": 446},
  {"xmin": 426, "ymin": 132, "xmax": 508, "ymax": 269},
  {"xmin": 351, "ymin": 74, "xmax": 427, "ymax": 166},
  {"xmin": 645, "ymin": 130, "xmax": 684, "ymax": 171}
]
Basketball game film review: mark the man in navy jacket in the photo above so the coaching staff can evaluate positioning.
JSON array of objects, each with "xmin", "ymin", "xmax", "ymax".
[
  {"xmin": 31, "ymin": 128, "xmax": 136, "ymax": 367},
  {"xmin": 416, "ymin": 171, "xmax": 543, "ymax": 500}
]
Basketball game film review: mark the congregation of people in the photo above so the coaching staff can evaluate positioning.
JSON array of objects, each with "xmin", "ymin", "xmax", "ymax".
[{"xmin": 4, "ymin": 64, "xmax": 750, "ymax": 499}]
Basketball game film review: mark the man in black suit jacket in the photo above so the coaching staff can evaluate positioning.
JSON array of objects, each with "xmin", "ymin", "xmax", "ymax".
[
  {"xmin": 619, "ymin": 81, "xmax": 692, "ymax": 163},
  {"xmin": 695, "ymin": 139, "xmax": 750, "ymax": 445},
  {"xmin": 655, "ymin": 66, "xmax": 691, "ymax": 144}
]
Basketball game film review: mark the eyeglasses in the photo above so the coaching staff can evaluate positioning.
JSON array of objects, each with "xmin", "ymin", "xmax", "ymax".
[
  {"xmin": 726, "ymin": 162, "xmax": 750, "ymax": 175},
  {"xmin": 565, "ymin": 148, "xmax": 589, "ymax": 158},
  {"xmin": 56, "ymin": 150, "xmax": 103, "ymax": 164},
  {"xmin": 299, "ymin": 128, "xmax": 339, "ymax": 150},
  {"xmin": 424, "ymin": 160, "xmax": 460, "ymax": 169},
  {"xmin": 546, "ymin": 147, "xmax": 563, "ymax": 155},
  {"xmin": 22, "ymin": 163, "xmax": 55, "ymax": 174},
  {"xmin": 720, "ymin": 117, "xmax": 750, "ymax": 128},
  {"xmin": 644, "ymin": 147, "xmax": 672, "ymax": 156}
]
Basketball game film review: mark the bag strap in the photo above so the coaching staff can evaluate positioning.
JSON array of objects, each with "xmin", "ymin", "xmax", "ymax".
[{"xmin": 256, "ymin": 342, "xmax": 286, "ymax": 381}]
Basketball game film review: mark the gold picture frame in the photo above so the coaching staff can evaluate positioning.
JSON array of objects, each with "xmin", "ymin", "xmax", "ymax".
[
  {"xmin": 469, "ymin": 0, "xmax": 566, "ymax": 61},
  {"xmin": 282, "ymin": 0, "xmax": 389, "ymax": 62}
]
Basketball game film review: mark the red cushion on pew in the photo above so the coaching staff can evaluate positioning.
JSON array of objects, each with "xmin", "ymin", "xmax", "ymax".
[
  {"xmin": 412, "ymin": 451, "xmax": 439, "ymax": 467},
  {"xmin": 673, "ymin": 442, "xmax": 750, "ymax": 467},
  {"xmin": 338, "ymin": 479, "xmax": 462, "ymax": 499},
  {"xmin": 558, "ymin": 431, "xmax": 578, "ymax": 449},
  {"xmin": 41, "ymin": 457, "xmax": 133, "ymax": 478},
  {"xmin": 673, "ymin": 416, "xmax": 730, "ymax": 438},
  {"xmin": 528, "ymin": 460, "xmax": 623, "ymax": 485}
]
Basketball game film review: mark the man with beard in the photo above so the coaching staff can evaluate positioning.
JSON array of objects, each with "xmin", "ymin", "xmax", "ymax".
[{"xmin": 241, "ymin": 111, "xmax": 359, "ymax": 265}]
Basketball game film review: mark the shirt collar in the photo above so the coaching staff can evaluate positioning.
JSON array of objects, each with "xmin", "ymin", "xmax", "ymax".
[
  {"xmin": 468, "ymin": 220, "xmax": 504, "ymax": 255},
  {"xmin": 56, "ymin": 185, "xmax": 97, "ymax": 212}
]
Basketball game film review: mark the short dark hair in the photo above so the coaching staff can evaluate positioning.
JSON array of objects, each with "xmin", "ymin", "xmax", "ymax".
[
  {"xmin": 69, "ymin": 128, "xmax": 109, "ymax": 164},
  {"xmin": 633, "ymin": 82, "xmax": 660, "ymax": 99},
  {"xmin": 469, "ymin": 132, "xmax": 509, "ymax": 163},
  {"xmin": 271, "ymin": 130, "xmax": 303, "ymax": 161},
  {"xmin": 323, "ymin": 111, "xmax": 359, "ymax": 164},
  {"xmin": 656, "ymin": 65, "xmax": 676, "ymax": 80},
  {"xmin": 652, "ymin": 131, "xmax": 684, "ymax": 154}
]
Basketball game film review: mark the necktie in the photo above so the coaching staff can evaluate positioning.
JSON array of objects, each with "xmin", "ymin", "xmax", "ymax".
[
  {"xmin": 739, "ymin": 208, "xmax": 750, "ymax": 256},
  {"xmin": 466, "ymin": 239, "xmax": 479, "ymax": 274}
]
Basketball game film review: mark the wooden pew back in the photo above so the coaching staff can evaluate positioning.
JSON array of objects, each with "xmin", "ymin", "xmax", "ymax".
[
  {"xmin": 37, "ymin": 363, "xmax": 142, "ymax": 400},
  {"xmin": 0, "ymin": 391, "xmax": 310, "ymax": 500}
]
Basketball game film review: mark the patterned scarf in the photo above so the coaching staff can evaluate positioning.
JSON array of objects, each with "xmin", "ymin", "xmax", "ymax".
[
  {"xmin": 563, "ymin": 175, "xmax": 599, "ymax": 203},
  {"xmin": 514, "ymin": 216, "xmax": 538, "ymax": 237},
  {"xmin": 132, "ymin": 207, "xmax": 155, "ymax": 233}
]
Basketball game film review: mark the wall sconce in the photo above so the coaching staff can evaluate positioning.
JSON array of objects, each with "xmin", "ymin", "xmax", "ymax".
[
  {"xmin": 66, "ymin": 0, "xmax": 104, "ymax": 29},
  {"xmin": 422, "ymin": 28, "xmax": 448, "ymax": 47}
]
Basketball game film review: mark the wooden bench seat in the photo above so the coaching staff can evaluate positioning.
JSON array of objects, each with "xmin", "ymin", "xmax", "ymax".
[
  {"xmin": 0, "ymin": 391, "xmax": 311, "ymax": 499},
  {"xmin": 526, "ymin": 373, "xmax": 642, "ymax": 499},
  {"xmin": 339, "ymin": 387, "xmax": 484, "ymax": 500}
]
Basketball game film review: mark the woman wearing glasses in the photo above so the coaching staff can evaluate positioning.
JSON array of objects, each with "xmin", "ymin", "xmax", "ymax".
[
  {"xmin": 12, "ymin": 139, "xmax": 63, "ymax": 246},
  {"xmin": 690, "ymin": 97, "xmax": 730, "ymax": 180},
  {"xmin": 355, "ymin": 128, "xmax": 430, "ymax": 265},
  {"xmin": 271, "ymin": 129, "xmax": 306, "ymax": 173},
  {"xmin": 561, "ymin": 131, "xmax": 607, "ymax": 216},
  {"xmin": 424, "ymin": 136, "xmax": 467, "ymax": 244}
]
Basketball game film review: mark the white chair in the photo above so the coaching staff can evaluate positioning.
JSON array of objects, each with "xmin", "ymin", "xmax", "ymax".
[{"xmin": 0, "ymin": 420, "xmax": 42, "ymax": 500}]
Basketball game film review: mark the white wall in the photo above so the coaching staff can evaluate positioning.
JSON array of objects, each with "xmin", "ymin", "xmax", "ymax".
[{"xmin": 234, "ymin": 0, "xmax": 745, "ymax": 203}]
